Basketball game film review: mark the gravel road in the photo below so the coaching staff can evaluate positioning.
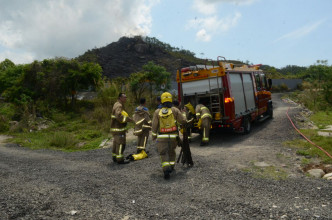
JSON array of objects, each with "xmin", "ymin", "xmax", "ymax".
[{"xmin": 0, "ymin": 93, "xmax": 331, "ymax": 219}]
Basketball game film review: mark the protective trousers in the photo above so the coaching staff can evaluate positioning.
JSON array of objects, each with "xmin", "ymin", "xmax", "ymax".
[
  {"xmin": 186, "ymin": 126, "xmax": 193, "ymax": 142},
  {"xmin": 112, "ymin": 133, "xmax": 126, "ymax": 162},
  {"xmin": 201, "ymin": 118, "xmax": 211, "ymax": 143},
  {"xmin": 136, "ymin": 130, "xmax": 149, "ymax": 153},
  {"xmin": 156, "ymin": 138, "xmax": 177, "ymax": 171}
]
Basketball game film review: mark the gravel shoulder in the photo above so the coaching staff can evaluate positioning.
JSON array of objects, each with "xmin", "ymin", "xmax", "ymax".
[{"xmin": 0, "ymin": 93, "xmax": 331, "ymax": 219}]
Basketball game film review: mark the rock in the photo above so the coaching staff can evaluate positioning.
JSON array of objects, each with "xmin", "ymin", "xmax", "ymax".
[
  {"xmin": 254, "ymin": 162, "xmax": 270, "ymax": 167},
  {"xmin": 9, "ymin": 121, "xmax": 19, "ymax": 126},
  {"xmin": 322, "ymin": 173, "xmax": 332, "ymax": 179},
  {"xmin": 0, "ymin": 135, "xmax": 12, "ymax": 143},
  {"xmin": 327, "ymin": 177, "xmax": 332, "ymax": 181},
  {"xmin": 324, "ymin": 164, "xmax": 332, "ymax": 173},
  {"xmin": 69, "ymin": 210, "xmax": 78, "ymax": 215},
  {"xmin": 99, "ymin": 139, "xmax": 109, "ymax": 148},
  {"xmin": 134, "ymin": 44, "xmax": 148, "ymax": 53},
  {"xmin": 317, "ymin": 131, "xmax": 332, "ymax": 137},
  {"xmin": 321, "ymin": 125, "xmax": 332, "ymax": 131},
  {"xmin": 307, "ymin": 169, "xmax": 325, "ymax": 178},
  {"xmin": 9, "ymin": 121, "xmax": 20, "ymax": 131},
  {"xmin": 77, "ymin": 142, "xmax": 86, "ymax": 148}
]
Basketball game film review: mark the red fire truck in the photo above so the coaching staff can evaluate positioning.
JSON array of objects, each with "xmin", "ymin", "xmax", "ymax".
[{"xmin": 177, "ymin": 57, "xmax": 273, "ymax": 134}]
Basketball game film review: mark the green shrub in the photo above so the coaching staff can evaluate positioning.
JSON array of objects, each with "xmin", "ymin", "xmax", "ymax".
[
  {"xmin": 279, "ymin": 83, "xmax": 289, "ymax": 91},
  {"xmin": 0, "ymin": 103, "xmax": 16, "ymax": 132},
  {"xmin": 77, "ymin": 130, "xmax": 102, "ymax": 140},
  {"xmin": 49, "ymin": 131, "xmax": 78, "ymax": 148},
  {"xmin": 0, "ymin": 115, "xmax": 9, "ymax": 132},
  {"xmin": 272, "ymin": 84, "xmax": 289, "ymax": 92}
]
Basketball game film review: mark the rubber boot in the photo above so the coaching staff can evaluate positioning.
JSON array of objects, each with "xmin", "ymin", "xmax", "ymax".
[
  {"xmin": 163, "ymin": 167, "xmax": 172, "ymax": 180},
  {"xmin": 117, "ymin": 160, "xmax": 130, "ymax": 164}
]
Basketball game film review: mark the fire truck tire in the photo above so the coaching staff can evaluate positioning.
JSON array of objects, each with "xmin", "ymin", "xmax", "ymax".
[
  {"xmin": 266, "ymin": 103, "xmax": 273, "ymax": 119},
  {"xmin": 243, "ymin": 116, "xmax": 251, "ymax": 134}
]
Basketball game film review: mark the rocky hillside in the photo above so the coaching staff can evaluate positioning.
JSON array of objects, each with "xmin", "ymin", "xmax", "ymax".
[
  {"xmin": 77, "ymin": 36, "xmax": 245, "ymax": 79},
  {"xmin": 77, "ymin": 36, "xmax": 199, "ymax": 79}
]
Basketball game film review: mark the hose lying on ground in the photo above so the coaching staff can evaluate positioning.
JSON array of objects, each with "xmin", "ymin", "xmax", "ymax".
[{"xmin": 286, "ymin": 106, "xmax": 332, "ymax": 160}]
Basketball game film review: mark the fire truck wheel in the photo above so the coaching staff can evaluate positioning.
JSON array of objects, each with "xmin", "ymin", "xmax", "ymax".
[
  {"xmin": 243, "ymin": 116, "xmax": 251, "ymax": 134},
  {"xmin": 267, "ymin": 104, "xmax": 273, "ymax": 119}
]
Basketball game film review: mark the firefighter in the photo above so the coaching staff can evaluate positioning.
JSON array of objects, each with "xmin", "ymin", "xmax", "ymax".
[
  {"xmin": 151, "ymin": 92, "xmax": 187, "ymax": 179},
  {"xmin": 156, "ymin": 96, "xmax": 163, "ymax": 109},
  {"xmin": 184, "ymin": 102, "xmax": 195, "ymax": 143},
  {"xmin": 172, "ymin": 100, "xmax": 180, "ymax": 109},
  {"xmin": 172, "ymin": 100, "xmax": 184, "ymax": 148},
  {"xmin": 110, "ymin": 93, "xmax": 134, "ymax": 164},
  {"xmin": 133, "ymin": 98, "xmax": 152, "ymax": 154},
  {"xmin": 195, "ymin": 104, "xmax": 212, "ymax": 146}
]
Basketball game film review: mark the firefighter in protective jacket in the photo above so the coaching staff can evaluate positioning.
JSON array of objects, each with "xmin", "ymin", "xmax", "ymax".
[
  {"xmin": 110, "ymin": 93, "xmax": 134, "ymax": 164},
  {"xmin": 184, "ymin": 102, "xmax": 195, "ymax": 142},
  {"xmin": 195, "ymin": 104, "xmax": 212, "ymax": 146},
  {"xmin": 151, "ymin": 92, "xmax": 187, "ymax": 179},
  {"xmin": 133, "ymin": 98, "xmax": 152, "ymax": 154}
]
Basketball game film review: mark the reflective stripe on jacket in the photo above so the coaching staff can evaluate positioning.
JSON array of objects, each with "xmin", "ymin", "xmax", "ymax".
[
  {"xmin": 110, "ymin": 101, "xmax": 130, "ymax": 134},
  {"xmin": 195, "ymin": 104, "xmax": 212, "ymax": 120}
]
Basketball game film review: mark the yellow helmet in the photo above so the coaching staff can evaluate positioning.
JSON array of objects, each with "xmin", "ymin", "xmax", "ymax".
[
  {"xmin": 161, "ymin": 92, "xmax": 172, "ymax": 103},
  {"xmin": 185, "ymin": 102, "xmax": 195, "ymax": 115}
]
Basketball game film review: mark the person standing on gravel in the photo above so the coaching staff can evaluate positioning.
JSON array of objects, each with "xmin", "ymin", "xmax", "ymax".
[
  {"xmin": 110, "ymin": 93, "xmax": 134, "ymax": 164},
  {"xmin": 133, "ymin": 98, "xmax": 152, "ymax": 154},
  {"xmin": 151, "ymin": 92, "xmax": 187, "ymax": 179},
  {"xmin": 195, "ymin": 103, "xmax": 212, "ymax": 146},
  {"xmin": 184, "ymin": 102, "xmax": 196, "ymax": 143}
]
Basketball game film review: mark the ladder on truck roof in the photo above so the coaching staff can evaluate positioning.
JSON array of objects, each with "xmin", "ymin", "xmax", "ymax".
[{"xmin": 208, "ymin": 76, "xmax": 222, "ymax": 121}]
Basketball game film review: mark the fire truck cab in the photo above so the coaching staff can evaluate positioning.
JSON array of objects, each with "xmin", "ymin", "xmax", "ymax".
[{"xmin": 177, "ymin": 57, "xmax": 273, "ymax": 134}]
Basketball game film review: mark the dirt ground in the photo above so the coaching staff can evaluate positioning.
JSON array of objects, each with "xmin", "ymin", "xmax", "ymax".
[{"xmin": 0, "ymin": 93, "xmax": 331, "ymax": 219}]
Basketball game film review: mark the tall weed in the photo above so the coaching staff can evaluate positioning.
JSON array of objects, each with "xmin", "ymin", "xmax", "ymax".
[{"xmin": 49, "ymin": 131, "xmax": 78, "ymax": 148}]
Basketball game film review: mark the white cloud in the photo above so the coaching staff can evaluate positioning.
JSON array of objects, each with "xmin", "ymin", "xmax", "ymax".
[
  {"xmin": 214, "ymin": 0, "xmax": 257, "ymax": 5},
  {"xmin": 196, "ymin": 29, "xmax": 211, "ymax": 42},
  {"xmin": 0, "ymin": 49, "xmax": 34, "ymax": 64},
  {"xmin": 190, "ymin": 0, "xmax": 246, "ymax": 42},
  {"xmin": 0, "ymin": 0, "xmax": 158, "ymax": 64},
  {"xmin": 193, "ymin": 0, "xmax": 218, "ymax": 15},
  {"xmin": 193, "ymin": 0, "xmax": 257, "ymax": 14},
  {"xmin": 188, "ymin": 13, "xmax": 241, "ymax": 42},
  {"xmin": 275, "ymin": 20, "xmax": 325, "ymax": 43}
]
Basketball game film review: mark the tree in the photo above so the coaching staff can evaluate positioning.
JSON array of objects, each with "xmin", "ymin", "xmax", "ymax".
[
  {"xmin": 1, "ymin": 58, "xmax": 102, "ymax": 110},
  {"xmin": 302, "ymin": 60, "xmax": 332, "ymax": 108},
  {"xmin": 129, "ymin": 71, "xmax": 149, "ymax": 103},
  {"xmin": 141, "ymin": 61, "xmax": 171, "ymax": 100},
  {"xmin": 128, "ymin": 61, "xmax": 171, "ymax": 104},
  {"xmin": 265, "ymin": 67, "xmax": 282, "ymax": 79},
  {"xmin": 0, "ymin": 59, "xmax": 15, "ymax": 71},
  {"xmin": 0, "ymin": 62, "xmax": 24, "ymax": 95}
]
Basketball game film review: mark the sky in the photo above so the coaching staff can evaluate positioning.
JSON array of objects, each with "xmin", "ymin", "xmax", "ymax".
[{"xmin": 0, "ymin": 0, "xmax": 331, "ymax": 68}]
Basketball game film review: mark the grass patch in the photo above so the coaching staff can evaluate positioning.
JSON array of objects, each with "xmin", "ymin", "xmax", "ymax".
[
  {"xmin": 49, "ymin": 131, "xmax": 78, "ymax": 148},
  {"xmin": 284, "ymin": 129, "xmax": 332, "ymax": 164},
  {"xmin": 310, "ymin": 111, "xmax": 332, "ymax": 129},
  {"xmin": 301, "ymin": 158, "xmax": 312, "ymax": 165},
  {"xmin": 8, "ymin": 112, "xmax": 110, "ymax": 151},
  {"xmin": 243, "ymin": 163, "xmax": 288, "ymax": 180}
]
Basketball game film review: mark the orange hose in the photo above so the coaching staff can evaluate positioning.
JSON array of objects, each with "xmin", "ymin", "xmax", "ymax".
[{"xmin": 286, "ymin": 107, "xmax": 332, "ymax": 159}]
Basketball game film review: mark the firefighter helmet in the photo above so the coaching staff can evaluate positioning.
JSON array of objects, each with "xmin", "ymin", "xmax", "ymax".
[
  {"xmin": 161, "ymin": 92, "xmax": 172, "ymax": 103},
  {"xmin": 185, "ymin": 102, "xmax": 195, "ymax": 115}
]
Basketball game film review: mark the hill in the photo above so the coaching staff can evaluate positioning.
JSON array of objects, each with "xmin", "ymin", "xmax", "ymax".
[{"xmin": 77, "ymin": 36, "xmax": 243, "ymax": 79}]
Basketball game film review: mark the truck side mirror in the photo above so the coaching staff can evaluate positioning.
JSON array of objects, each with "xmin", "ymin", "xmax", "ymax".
[{"xmin": 268, "ymin": 79, "xmax": 272, "ymax": 90}]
